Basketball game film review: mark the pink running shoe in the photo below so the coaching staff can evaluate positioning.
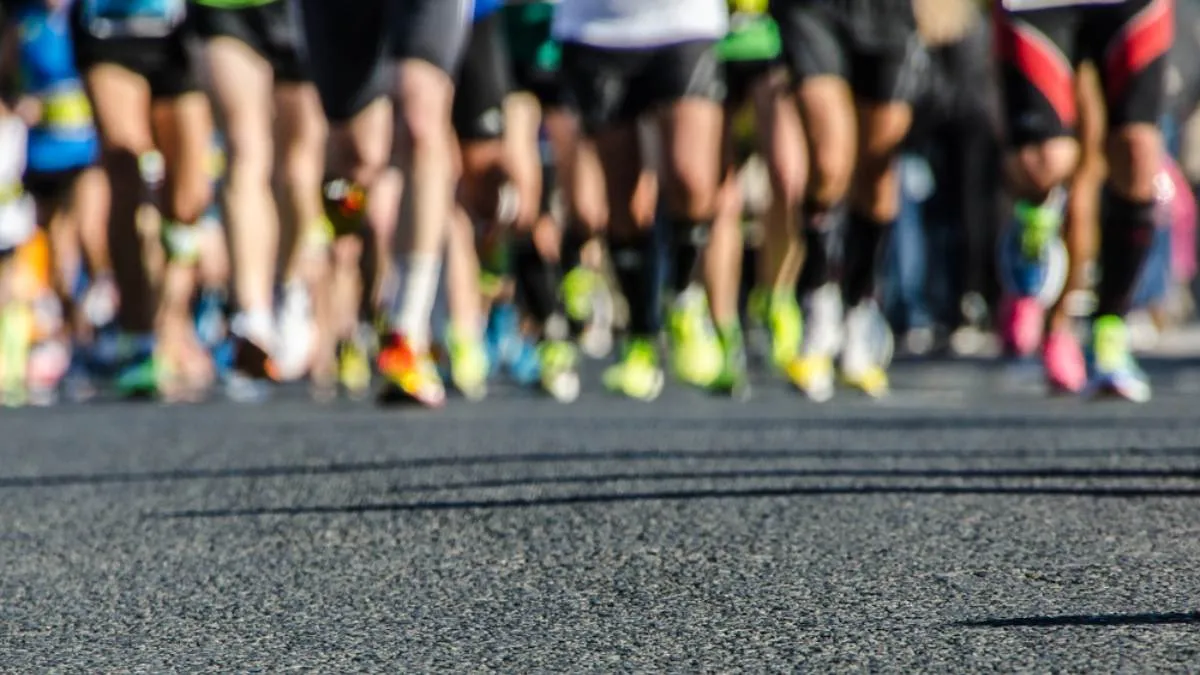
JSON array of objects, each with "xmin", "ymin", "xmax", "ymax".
[
  {"xmin": 1000, "ymin": 295, "xmax": 1045, "ymax": 358},
  {"xmin": 1043, "ymin": 329, "xmax": 1086, "ymax": 394}
]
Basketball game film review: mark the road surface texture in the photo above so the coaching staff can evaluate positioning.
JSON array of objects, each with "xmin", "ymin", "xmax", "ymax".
[{"xmin": 4, "ymin": 358, "xmax": 1200, "ymax": 672}]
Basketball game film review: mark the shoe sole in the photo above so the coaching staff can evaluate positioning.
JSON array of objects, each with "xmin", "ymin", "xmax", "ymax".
[
  {"xmin": 1083, "ymin": 375, "xmax": 1151, "ymax": 404},
  {"xmin": 543, "ymin": 369, "xmax": 581, "ymax": 403},
  {"xmin": 607, "ymin": 370, "xmax": 664, "ymax": 402},
  {"xmin": 225, "ymin": 372, "xmax": 272, "ymax": 403},
  {"xmin": 376, "ymin": 379, "xmax": 445, "ymax": 408}
]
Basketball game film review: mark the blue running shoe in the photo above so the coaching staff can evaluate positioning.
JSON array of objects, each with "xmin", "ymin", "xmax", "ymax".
[
  {"xmin": 997, "ymin": 189, "xmax": 1069, "ymax": 305},
  {"xmin": 508, "ymin": 336, "xmax": 542, "ymax": 387}
]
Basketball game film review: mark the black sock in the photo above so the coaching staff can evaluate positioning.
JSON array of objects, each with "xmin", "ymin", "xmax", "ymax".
[
  {"xmin": 1095, "ymin": 189, "xmax": 1157, "ymax": 317},
  {"xmin": 610, "ymin": 231, "xmax": 660, "ymax": 337},
  {"xmin": 513, "ymin": 234, "xmax": 561, "ymax": 326},
  {"xmin": 841, "ymin": 212, "xmax": 892, "ymax": 308},
  {"xmin": 797, "ymin": 208, "xmax": 838, "ymax": 297},
  {"xmin": 670, "ymin": 218, "xmax": 709, "ymax": 295},
  {"xmin": 560, "ymin": 223, "xmax": 588, "ymax": 273}
]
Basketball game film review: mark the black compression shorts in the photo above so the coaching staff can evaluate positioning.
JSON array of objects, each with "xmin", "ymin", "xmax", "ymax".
[
  {"xmin": 769, "ymin": 0, "xmax": 923, "ymax": 102},
  {"xmin": 560, "ymin": 39, "xmax": 726, "ymax": 134},
  {"xmin": 297, "ymin": 0, "xmax": 474, "ymax": 123},
  {"xmin": 453, "ymin": 12, "xmax": 513, "ymax": 142},
  {"xmin": 70, "ymin": 3, "xmax": 200, "ymax": 100},
  {"xmin": 995, "ymin": 0, "xmax": 1174, "ymax": 146},
  {"xmin": 189, "ymin": 0, "xmax": 309, "ymax": 83}
]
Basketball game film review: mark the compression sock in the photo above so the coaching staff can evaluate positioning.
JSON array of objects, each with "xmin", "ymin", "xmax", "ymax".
[
  {"xmin": 1094, "ymin": 189, "xmax": 1157, "ymax": 317},
  {"xmin": 797, "ymin": 207, "xmax": 837, "ymax": 297},
  {"xmin": 841, "ymin": 212, "xmax": 892, "ymax": 308},
  {"xmin": 669, "ymin": 218, "xmax": 709, "ymax": 295},
  {"xmin": 513, "ymin": 233, "xmax": 562, "ymax": 329},
  {"xmin": 609, "ymin": 230, "xmax": 660, "ymax": 337}
]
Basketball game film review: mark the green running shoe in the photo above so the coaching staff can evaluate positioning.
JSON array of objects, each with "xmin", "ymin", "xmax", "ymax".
[
  {"xmin": 667, "ymin": 288, "xmax": 723, "ymax": 387},
  {"xmin": 539, "ymin": 339, "xmax": 580, "ymax": 403},
  {"xmin": 602, "ymin": 337, "xmax": 664, "ymax": 401}
]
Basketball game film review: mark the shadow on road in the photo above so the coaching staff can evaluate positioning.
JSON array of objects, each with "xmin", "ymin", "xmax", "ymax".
[
  {"xmin": 7, "ymin": 445, "xmax": 1200, "ymax": 490},
  {"xmin": 958, "ymin": 611, "xmax": 1200, "ymax": 628},
  {"xmin": 151, "ymin": 482, "xmax": 1200, "ymax": 520},
  {"xmin": 382, "ymin": 467, "xmax": 1200, "ymax": 495}
]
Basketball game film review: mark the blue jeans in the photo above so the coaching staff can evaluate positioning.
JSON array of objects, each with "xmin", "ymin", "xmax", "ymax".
[{"xmin": 884, "ymin": 155, "xmax": 935, "ymax": 332}]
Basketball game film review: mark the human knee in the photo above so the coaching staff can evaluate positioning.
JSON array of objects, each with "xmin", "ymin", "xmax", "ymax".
[
  {"xmin": 1008, "ymin": 137, "xmax": 1079, "ymax": 199},
  {"xmin": 225, "ymin": 121, "xmax": 274, "ymax": 189}
]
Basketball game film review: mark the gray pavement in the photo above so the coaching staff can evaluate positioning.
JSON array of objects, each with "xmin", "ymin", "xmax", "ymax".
[{"xmin": 3, "ymin": 362, "xmax": 1200, "ymax": 672}]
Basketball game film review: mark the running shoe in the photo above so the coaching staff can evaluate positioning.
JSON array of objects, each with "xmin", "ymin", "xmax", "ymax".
[
  {"xmin": 667, "ymin": 286, "xmax": 723, "ymax": 387},
  {"xmin": 27, "ymin": 338, "xmax": 68, "ymax": 406},
  {"xmin": 1043, "ymin": 329, "xmax": 1085, "ymax": 394},
  {"xmin": 274, "ymin": 282, "xmax": 315, "ymax": 382},
  {"xmin": 377, "ymin": 333, "xmax": 446, "ymax": 407},
  {"xmin": 194, "ymin": 288, "xmax": 228, "ymax": 351},
  {"xmin": 999, "ymin": 295, "xmax": 1045, "ymax": 358},
  {"xmin": 603, "ymin": 337, "xmax": 664, "ymax": 401},
  {"xmin": 786, "ymin": 283, "xmax": 841, "ymax": 402},
  {"xmin": 507, "ymin": 336, "xmax": 542, "ymax": 387},
  {"xmin": 841, "ymin": 300, "xmax": 893, "ymax": 398},
  {"xmin": 484, "ymin": 302, "xmax": 522, "ymax": 378},
  {"xmin": 561, "ymin": 266, "xmax": 597, "ymax": 324},
  {"xmin": 114, "ymin": 355, "xmax": 161, "ymax": 399},
  {"xmin": 337, "ymin": 326, "xmax": 374, "ymax": 400},
  {"xmin": 709, "ymin": 322, "xmax": 750, "ymax": 400},
  {"xmin": 225, "ymin": 335, "xmax": 276, "ymax": 403},
  {"xmin": 997, "ymin": 191, "xmax": 1069, "ymax": 306},
  {"xmin": 62, "ymin": 353, "xmax": 97, "ymax": 404},
  {"xmin": 1084, "ymin": 314, "xmax": 1151, "ymax": 403},
  {"xmin": 0, "ymin": 302, "xmax": 32, "ymax": 407},
  {"xmin": 539, "ymin": 339, "xmax": 580, "ymax": 403},
  {"xmin": 563, "ymin": 265, "xmax": 614, "ymax": 358},
  {"xmin": 748, "ymin": 287, "xmax": 803, "ymax": 371},
  {"xmin": 447, "ymin": 327, "xmax": 489, "ymax": 401}
]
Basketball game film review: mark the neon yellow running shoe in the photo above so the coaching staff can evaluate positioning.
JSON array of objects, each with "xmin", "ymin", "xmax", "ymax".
[
  {"xmin": 750, "ymin": 288, "xmax": 803, "ymax": 371},
  {"xmin": 539, "ymin": 339, "xmax": 580, "ymax": 403},
  {"xmin": 667, "ymin": 288, "xmax": 723, "ymax": 387},
  {"xmin": 1014, "ymin": 191, "xmax": 1065, "ymax": 261},
  {"xmin": 561, "ymin": 266, "xmax": 598, "ymax": 323},
  {"xmin": 1085, "ymin": 314, "xmax": 1151, "ymax": 403},
  {"xmin": 710, "ymin": 322, "xmax": 750, "ymax": 400},
  {"xmin": 337, "ymin": 333, "xmax": 373, "ymax": 400},
  {"xmin": 448, "ymin": 328, "xmax": 489, "ymax": 402},
  {"xmin": 0, "ymin": 302, "xmax": 32, "ymax": 407},
  {"xmin": 603, "ymin": 337, "xmax": 664, "ymax": 401},
  {"xmin": 786, "ymin": 353, "xmax": 834, "ymax": 402}
]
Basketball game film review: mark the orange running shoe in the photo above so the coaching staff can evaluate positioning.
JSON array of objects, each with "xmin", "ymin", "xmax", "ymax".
[{"xmin": 377, "ymin": 332, "xmax": 445, "ymax": 408}]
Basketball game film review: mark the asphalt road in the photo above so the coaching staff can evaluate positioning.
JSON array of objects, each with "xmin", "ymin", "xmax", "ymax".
[{"xmin": 4, "ymin": 360, "xmax": 1200, "ymax": 672}]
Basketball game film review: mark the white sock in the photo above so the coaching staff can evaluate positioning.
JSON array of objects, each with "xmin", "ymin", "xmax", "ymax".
[
  {"xmin": 392, "ymin": 253, "xmax": 442, "ymax": 350},
  {"xmin": 234, "ymin": 309, "xmax": 274, "ymax": 346}
]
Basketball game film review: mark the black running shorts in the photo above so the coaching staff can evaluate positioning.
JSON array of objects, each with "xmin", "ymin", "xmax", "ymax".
[
  {"xmin": 297, "ymin": 0, "xmax": 474, "ymax": 124},
  {"xmin": 769, "ymin": 0, "xmax": 922, "ymax": 102},
  {"xmin": 996, "ymin": 0, "xmax": 1174, "ymax": 146},
  {"xmin": 725, "ymin": 58, "xmax": 778, "ymax": 109},
  {"xmin": 71, "ymin": 4, "xmax": 200, "ymax": 99},
  {"xmin": 560, "ymin": 39, "xmax": 726, "ymax": 135},
  {"xmin": 453, "ymin": 12, "xmax": 513, "ymax": 142},
  {"xmin": 23, "ymin": 167, "xmax": 86, "ymax": 203},
  {"xmin": 189, "ymin": 0, "xmax": 309, "ymax": 83}
]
